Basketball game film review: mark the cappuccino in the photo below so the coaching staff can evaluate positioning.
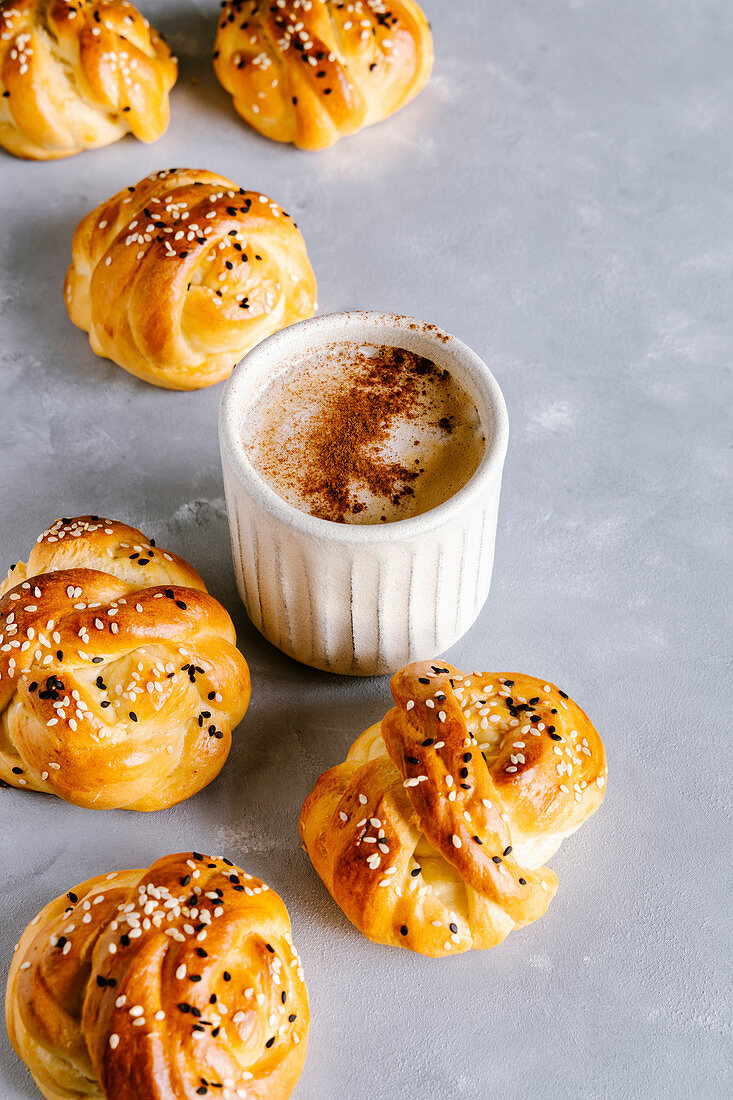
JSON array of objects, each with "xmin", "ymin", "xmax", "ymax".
[{"xmin": 242, "ymin": 342, "xmax": 485, "ymax": 524}]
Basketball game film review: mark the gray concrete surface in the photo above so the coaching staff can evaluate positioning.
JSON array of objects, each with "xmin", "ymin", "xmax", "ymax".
[{"xmin": 0, "ymin": 1, "xmax": 731, "ymax": 1097}]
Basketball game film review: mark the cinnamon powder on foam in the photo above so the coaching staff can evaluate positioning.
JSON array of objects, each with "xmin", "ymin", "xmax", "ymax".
[{"xmin": 274, "ymin": 347, "xmax": 452, "ymax": 523}]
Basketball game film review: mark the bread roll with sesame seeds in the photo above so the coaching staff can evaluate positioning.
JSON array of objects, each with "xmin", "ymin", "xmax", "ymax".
[
  {"xmin": 213, "ymin": 0, "xmax": 433, "ymax": 150},
  {"xmin": 64, "ymin": 168, "xmax": 317, "ymax": 390},
  {"xmin": 0, "ymin": 0, "xmax": 177, "ymax": 160},
  {"xmin": 0, "ymin": 516, "xmax": 251, "ymax": 811},
  {"xmin": 6, "ymin": 852, "xmax": 310, "ymax": 1100},
  {"xmin": 300, "ymin": 660, "xmax": 607, "ymax": 956}
]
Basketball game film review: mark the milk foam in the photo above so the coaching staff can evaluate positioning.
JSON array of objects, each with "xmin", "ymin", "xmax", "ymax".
[{"xmin": 242, "ymin": 342, "xmax": 486, "ymax": 525}]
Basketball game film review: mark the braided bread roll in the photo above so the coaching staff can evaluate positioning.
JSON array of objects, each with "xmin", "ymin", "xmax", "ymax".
[
  {"xmin": 64, "ymin": 168, "xmax": 317, "ymax": 390},
  {"xmin": 6, "ymin": 852, "xmax": 309, "ymax": 1100},
  {"xmin": 0, "ymin": 516, "xmax": 250, "ymax": 811},
  {"xmin": 213, "ymin": 0, "xmax": 433, "ymax": 150},
  {"xmin": 0, "ymin": 0, "xmax": 176, "ymax": 160},
  {"xmin": 300, "ymin": 660, "xmax": 607, "ymax": 956}
]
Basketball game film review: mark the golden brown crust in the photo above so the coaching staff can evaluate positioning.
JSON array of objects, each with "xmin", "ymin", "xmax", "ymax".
[
  {"xmin": 0, "ymin": 517, "xmax": 251, "ymax": 810},
  {"xmin": 0, "ymin": 0, "xmax": 177, "ymax": 160},
  {"xmin": 300, "ymin": 660, "xmax": 607, "ymax": 956},
  {"xmin": 64, "ymin": 168, "xmax": 317, "ymax": 390},
  {"xmin": 6, "ymin": 853, "xmax": 309, "ymax": 1100},
  {"xmin": 213, "ymin": 0, "xmax": 433, "ymax": 150}
]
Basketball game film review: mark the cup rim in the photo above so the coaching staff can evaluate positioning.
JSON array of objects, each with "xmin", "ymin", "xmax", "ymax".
[{"xmin": 218, "ymin": 310, "xmax": 509, "ymax": 543}]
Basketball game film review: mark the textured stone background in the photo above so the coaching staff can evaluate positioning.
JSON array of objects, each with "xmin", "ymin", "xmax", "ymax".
[{"xmin": 0, "ymin": 1, "xmax": 730, "ymax": 1097}]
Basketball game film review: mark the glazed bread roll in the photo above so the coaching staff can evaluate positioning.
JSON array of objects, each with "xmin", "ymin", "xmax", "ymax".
[
  {"xmin": 300, "ymin": 660, "xmax": 607, "ymax": 955},
  {"xmin": 213, "ymin": 0, "xmax": 433, "ymax": 150},
  {"xmin": 0, "ymin": 0, "xmax": 177, "ymax": 160},
  {"xmin": 64, "ymin": 168, "xmax": 317, "ymax": 390},
  {"xmin": 0, "ymin": 516, "xmax": 251, "ymax": 810},
  {"xmin": 6, "ymin": 851, "xmax": 309, "ymax": 1100}
]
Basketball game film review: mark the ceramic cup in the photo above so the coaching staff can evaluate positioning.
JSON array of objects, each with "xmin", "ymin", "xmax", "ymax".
[{"xmin": 219, "ymin": 311, "xmax": 509, "ymax": 676}]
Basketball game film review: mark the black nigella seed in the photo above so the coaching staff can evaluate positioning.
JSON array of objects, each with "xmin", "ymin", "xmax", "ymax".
[
  {"xmin": 265, "ymin": 1036, "xmax": 275, "ymax": 1049},
  {"xmin": 449, "ymin": 923, "xmax": 458, "ymax": 934},
  {"xmin": 503, "ymin": 846, "xmax": 513, "ymax": 856},
  {"xmin": 519, "ymin": 877, "xmax": 527, "ymax": 885},
  {"xmin": 492, "ymin": 856, "xmax": 503, "ymax": 864},
  {"xmin": 549, "ymin": 733, "xmax": 563, "ymax": 742}
]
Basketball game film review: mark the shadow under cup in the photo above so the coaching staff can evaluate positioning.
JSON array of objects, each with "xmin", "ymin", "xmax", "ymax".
[{"xmin": 218, "ymin": 311, "xmax": 509, "ymax": 676}]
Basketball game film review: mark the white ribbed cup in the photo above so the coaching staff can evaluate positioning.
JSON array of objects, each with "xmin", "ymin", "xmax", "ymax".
[{"xmin": 219, "ymin": 312, "xmax": 508, "ymax": 676}]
